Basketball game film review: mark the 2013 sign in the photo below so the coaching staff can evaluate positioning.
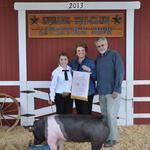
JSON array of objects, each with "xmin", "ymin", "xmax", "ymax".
[{"xmin": 68, "ymin": 2, "xmax": 84, "ymax": 9}]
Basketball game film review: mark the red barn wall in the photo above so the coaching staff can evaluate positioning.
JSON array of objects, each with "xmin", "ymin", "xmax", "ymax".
[{"xmin": 0, "ymin": 0, "xmax": 150, "ymax": 124}]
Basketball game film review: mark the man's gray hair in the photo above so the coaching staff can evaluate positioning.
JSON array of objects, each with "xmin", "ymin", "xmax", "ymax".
[{"xmin": 95, "ymin": 37, "xmax": 108, "ymax": 43}]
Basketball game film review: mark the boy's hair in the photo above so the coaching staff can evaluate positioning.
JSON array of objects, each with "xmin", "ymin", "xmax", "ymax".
[{"xmin": 59, "ymin": 52, "xmax": 69, "ymax": 60}]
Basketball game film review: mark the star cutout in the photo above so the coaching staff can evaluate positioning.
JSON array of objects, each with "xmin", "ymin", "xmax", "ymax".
[
  {"xmin": 30, "ymin": 16, "xmax": 39, "ymax": 24},
  {"xmin": 112, "ymin": 15, "xmax": 122, "ymax": 24}
]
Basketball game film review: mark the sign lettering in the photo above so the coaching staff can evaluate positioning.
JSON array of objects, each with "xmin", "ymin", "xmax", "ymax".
[{"xmin": 28, "ymin": 13, "xmax": 124, "ymax": 38}]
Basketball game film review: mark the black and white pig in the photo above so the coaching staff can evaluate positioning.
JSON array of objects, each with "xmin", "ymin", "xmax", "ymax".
[{"xmin": 32, "ymin": 114, "xmax": 109, "ymax": 150}]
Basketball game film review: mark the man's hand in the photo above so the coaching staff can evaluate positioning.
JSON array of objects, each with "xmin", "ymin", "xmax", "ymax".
[{"xmin": 112, "ymin": 91, "xmax": 119, "ymax": 99}]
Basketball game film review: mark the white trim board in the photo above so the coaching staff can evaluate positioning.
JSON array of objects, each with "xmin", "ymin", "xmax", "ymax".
[
  {"xmin": 134, "ymin": 114, "xmax": 150, "ymax": 118},
  {"xmin": 14, "ymin": 2, "xmax": 140, "ymax": 10}
]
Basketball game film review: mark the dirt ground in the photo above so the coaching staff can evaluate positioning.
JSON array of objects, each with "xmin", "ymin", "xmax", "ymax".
[{"xmin": 0, "ymin": 125, "xmax": 150, "ymax": 150}]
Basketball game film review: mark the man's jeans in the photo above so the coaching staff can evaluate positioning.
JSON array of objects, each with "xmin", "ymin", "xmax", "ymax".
[{"xmin": 99, "ymin": 94, "xmax": 120, "ymax": 141}]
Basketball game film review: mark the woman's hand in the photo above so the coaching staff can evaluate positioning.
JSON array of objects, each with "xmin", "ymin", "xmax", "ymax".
[{"xmin": 82, "ymin": 65, "xmax": 91, "ymax": 72}]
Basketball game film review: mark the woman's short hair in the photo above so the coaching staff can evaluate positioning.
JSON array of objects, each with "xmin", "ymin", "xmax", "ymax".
[{"xmin": 74, "ymin": 42, "xmax": 88, "ymax": 53}]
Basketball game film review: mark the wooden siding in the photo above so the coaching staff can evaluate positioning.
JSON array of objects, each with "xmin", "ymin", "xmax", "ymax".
[
  {"xmin": 134, "ymin": 118, "xmax": 150, "ymax": 125},
  {"xmin": 134, "ymin": 0, "xmax": 150, "ymax": 80},
  {"xmin": 27, "ymin": 36, "xmax": 125, "ymax": 80},
  {"xmin": 0, "ymin": 86, "xmax": 20, "ymax": 97},
  {"xmin": 134, "ymin": 85, "xmax": 150, "ymax": 97},
  {"xmin": 134, "ymin": 102, "xmax": 150, "ymax": 113},
  {"xmin": 0, "ymin": 2, "xmax": 19, "ymax": 81}
]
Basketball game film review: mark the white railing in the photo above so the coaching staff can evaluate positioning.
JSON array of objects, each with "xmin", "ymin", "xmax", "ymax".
[{"xmin": 0, "ymin": 80, "xmax": 150, "ymax": 126}]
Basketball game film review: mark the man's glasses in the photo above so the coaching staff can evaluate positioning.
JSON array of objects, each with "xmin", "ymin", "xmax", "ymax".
[{"xmin": 97, "ymin": 44, "xmax": 105, "ymax": 48}]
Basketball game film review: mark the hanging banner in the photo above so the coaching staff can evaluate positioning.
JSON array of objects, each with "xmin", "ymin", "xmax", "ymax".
[
  {"xmin": 71, "ymin": 71, "xmax": 90, "ymax": 101},
  {"xmin": 28, "ymin": 13, "xmax": 124, "ymax": 38}
]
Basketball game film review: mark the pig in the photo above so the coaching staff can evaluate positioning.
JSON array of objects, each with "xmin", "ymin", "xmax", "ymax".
[{"xmin": 32, "ymin": 114, "xmax": 109, "ymax": 150}]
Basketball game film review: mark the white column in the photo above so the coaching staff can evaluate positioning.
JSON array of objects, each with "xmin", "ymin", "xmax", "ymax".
[
  {"xmin": 18, "ymin": 10, "xmax": 34, "ymax": 126},
  {"xmin": 18, "ymin": 10, "xmax": 27, "ymax": 82},
  {"xmin": 126, "ymin": 9, "xmax": 135, "ymax": 125}
]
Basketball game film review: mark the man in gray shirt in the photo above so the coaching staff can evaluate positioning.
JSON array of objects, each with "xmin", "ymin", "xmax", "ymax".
[{"xmin": 95, "ymin": 37, "xmax": 124, "ymax": 147}]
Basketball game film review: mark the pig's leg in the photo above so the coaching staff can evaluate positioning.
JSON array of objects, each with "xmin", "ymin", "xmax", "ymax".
[
  {"xmin": 47, "ymin": 142, "xmax": 57, "ymax": 150},
  {"xmin": 57, "ymin": 140, "xmax": 64, "ymax": 150},
  {"xmin": 91, "ymin": 141, "xmax": 102, "ymax": 150}
]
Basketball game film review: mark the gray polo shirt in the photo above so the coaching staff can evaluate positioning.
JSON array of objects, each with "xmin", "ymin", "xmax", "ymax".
[{"xmin": 96, "ymin": 50, "xmax": 124, "ymax": 95}]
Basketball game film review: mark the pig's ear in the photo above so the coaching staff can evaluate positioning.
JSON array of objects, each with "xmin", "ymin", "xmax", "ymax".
[
  {"xmin": 28, "ymin": 126, "xmax": 34, "ymax": 132},
  {"xmin": 34, "ymin": 119, "xmax": 39, "ymax": 123}
]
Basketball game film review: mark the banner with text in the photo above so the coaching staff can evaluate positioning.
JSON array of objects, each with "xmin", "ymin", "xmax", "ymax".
[{"xmin": 28, "ymin": 13, "xmax": 124, "ymax": 38}]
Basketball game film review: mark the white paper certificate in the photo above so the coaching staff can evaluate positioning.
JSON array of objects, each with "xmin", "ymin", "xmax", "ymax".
[{"xmin": 71, "ymin": 71, "xmax": 90, "ymax": 101}]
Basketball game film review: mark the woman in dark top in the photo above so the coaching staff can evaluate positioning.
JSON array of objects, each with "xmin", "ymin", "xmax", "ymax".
[{"xmin": 70, "ymin": 42, "xmax": 96, "ymax": 114}]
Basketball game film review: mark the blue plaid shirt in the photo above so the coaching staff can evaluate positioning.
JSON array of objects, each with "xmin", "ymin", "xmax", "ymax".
[{"xmin": 96, "ymin": 50, "xmax": 124, "ymax": 95}]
